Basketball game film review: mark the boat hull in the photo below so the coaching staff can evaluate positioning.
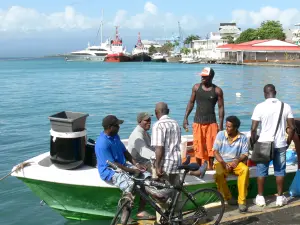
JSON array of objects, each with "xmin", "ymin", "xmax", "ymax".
[
  {"xmin": 105, "ymin": 53, "xmax": 131, "ymax": 62},
  {"xmin": 131, "ymin": 53, "xmax": 151, "ymax": 62},
  {"xmin": 151, "ymin": 58, "xmax": 167, "ymax": 63},
  {"xmin": 65, "ymin": 55, "xmax": 105, "ymax": 62},
  {"xmin": 18, "ymin": 169, "xmax": 296, "ymax": 220},
  {"xmin": 166, "ymin": 56, "xmax": 182, "ymax": 63}
]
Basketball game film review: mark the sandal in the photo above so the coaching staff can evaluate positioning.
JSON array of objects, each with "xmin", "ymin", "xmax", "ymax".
[
  {"xmin": 126, "ymin": 218, "xmax": 139, "ymax": 225},
  {"xmin": 136, "ymin": 211, "xmax": 156, "ymax": 220},
  {"xmin": 199, "ymin": 161, "xmax": 208, "ymax": 179}
]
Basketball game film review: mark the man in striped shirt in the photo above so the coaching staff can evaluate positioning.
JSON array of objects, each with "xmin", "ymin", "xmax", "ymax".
[{"xmin": 151, "ymin": 102, "xmax": 181, "ymax": 225}]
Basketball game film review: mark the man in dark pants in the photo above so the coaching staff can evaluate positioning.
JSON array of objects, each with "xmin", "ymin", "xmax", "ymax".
[
  {"xmin": 183, "ymin": 67, "xmax": 225, "ymax": 171},
  {"xmin": 251, "ymin": 84, "xmax": 295, "ymax": 207}
]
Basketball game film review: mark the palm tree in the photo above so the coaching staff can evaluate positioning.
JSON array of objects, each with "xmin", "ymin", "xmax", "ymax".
[
  {"xmin": 180, "ymin": 47, "xmax": 191, "ymax": 55},
  {"xmin": 184, "ymin": 35, "xmax": 201, "ymax": 48}
]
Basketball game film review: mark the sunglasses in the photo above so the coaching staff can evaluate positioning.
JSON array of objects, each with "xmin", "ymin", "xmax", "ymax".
[
  {"xmin": 111, "ymin": 124, "xmax": 120, "ymax": 127},
  {"xmin": 143, "ymin": 118, "xmax": 151, "ymax": 122}
]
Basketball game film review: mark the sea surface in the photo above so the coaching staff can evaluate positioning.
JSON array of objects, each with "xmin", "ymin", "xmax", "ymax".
[{"xmin": 0, "ymin": 58, "xmax": 300, "ymax": 225}]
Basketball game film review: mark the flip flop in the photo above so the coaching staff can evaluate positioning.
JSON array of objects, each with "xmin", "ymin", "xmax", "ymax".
[
  {"xmin": 199, "ymin": 161, "xmax": 208, "ymax": 179},
  {"xmin": 136, "ymin": 211, "xmax": 156, "ymax": 220},
  {"xmin": 126, "ymin": 218, "xmax": 139, "ymax": 225}
]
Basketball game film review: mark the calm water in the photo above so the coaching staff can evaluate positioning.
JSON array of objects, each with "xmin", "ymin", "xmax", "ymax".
[{"xmin": 0, "ymin": 59, "xmax": 300, "ymax": 225}]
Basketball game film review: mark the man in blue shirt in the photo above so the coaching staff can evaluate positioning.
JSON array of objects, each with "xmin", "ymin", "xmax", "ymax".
[
  {"xmin": 213, "ymin": 116, "xmax": 249, "ymax": 213},
  {"xmin": 95, "ymin": 115, "xmax": 154, "ymax": 222}
]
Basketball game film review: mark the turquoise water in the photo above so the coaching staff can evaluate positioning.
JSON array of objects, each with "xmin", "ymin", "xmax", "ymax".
[{"xmin": 0, "ymin": 59, "xmax": 300, "ymax": 225}]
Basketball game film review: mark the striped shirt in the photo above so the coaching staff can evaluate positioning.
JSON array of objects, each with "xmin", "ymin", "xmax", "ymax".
[
  {"xmin": 213, "ymin": 130, "xmax": 249, "ymax": 163},
  {"xmin": 151, "ymin": 115, "xmax": 182, "ymax": 174}
]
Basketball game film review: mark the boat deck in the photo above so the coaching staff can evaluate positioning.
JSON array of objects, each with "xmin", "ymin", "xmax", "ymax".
[{"xmin": 135, "ymin": 195, "xmax": 300, "ymax": 224}]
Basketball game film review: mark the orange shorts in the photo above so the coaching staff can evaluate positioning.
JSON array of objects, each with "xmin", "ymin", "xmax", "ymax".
[{"xmin": 192, "ymin": 123, "xmax": 218, "ymax": 160}]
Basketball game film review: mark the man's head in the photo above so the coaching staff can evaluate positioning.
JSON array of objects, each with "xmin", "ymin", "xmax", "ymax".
[
  {"xmin": 263, "ymin": 84, "xmax": 276, "ymax": 99},
  {"xmin": 199, "ymin": 67, "xmax": 215, "ymax": 85},
  {"xmin": 155, "ymin": 102, "xmax": 169, "ymax": 120},
  {"xmin": 102, "ymin": 115, "xmax": 124, "ymax": 136},
  {"xmin": 137, "ymin": 112, "xmax": 152, "ymax": 131},
  {"xmin": 225, "ymin": 116, "xmax": 241, "ymax": 136}
]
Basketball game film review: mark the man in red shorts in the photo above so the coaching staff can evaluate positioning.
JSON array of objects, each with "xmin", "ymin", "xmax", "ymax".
[{"xmin": 183, "ymin": 67, "xmax": 225, "ymax": 171}]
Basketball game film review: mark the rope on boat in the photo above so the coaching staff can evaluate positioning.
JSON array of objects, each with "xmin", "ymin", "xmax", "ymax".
[{"xmin": 0, "ymin": 162, "xmax": 32, "ymax": 181}]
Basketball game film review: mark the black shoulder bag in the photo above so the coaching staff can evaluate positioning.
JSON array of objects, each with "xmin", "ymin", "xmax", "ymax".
[{"xmin": 251, "ymin": 102, "xmax": 284, "ymax": 164}]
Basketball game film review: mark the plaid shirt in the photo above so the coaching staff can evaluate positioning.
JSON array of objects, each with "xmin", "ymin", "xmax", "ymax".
[{"xmin": 151, "ymin": 115, "xmax": 182, "ymax": 174}]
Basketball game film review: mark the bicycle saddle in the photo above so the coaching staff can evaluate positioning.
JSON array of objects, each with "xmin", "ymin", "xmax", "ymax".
[{"xmin": 177, "ymin": 163, "xmax": 200, "ymax": 171}]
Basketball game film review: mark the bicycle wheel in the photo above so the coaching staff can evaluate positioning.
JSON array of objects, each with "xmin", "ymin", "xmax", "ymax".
[
  {"xmin": 110, "ymin": 199, "xmax": 133, "ymax": 225},
  {"xmin": 179, "ymin": 188, "xmax": 225, "ymax": 225}
]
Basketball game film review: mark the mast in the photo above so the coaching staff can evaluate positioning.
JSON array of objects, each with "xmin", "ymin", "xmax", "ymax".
[
  {"xmin": 100, "ymin": 9, "xmax": 104, "ymax": 44},
  {"xmin": 178, "ymin": 21, "xmax": 182, "ymax": 48}
]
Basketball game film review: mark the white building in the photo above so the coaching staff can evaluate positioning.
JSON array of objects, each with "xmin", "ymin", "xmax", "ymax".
[
  {"xmin": 140, "ymin": 40, "xmax": 162, "ymax": 53},
  {"xmin": 292, "ymin": 23, "xmax": 300, "ymax": 45},
  {"xmin": 191, "ymin": 23, "xmax": 241, "ymax": 59}
]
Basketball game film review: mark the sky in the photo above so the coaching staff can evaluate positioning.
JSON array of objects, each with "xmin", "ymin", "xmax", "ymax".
[{"xmin": 0, "ymin": 0, "xmax": 300, "ymax": 57}]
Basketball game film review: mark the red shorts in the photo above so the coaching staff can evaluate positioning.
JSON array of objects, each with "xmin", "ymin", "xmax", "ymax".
[{"xmin": 192, "ymin": 123, "xmax": 218, "ymax": 160}]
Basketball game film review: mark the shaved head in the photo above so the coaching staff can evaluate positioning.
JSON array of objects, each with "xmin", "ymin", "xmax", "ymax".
[
  {"xmin": 263, "ymin": 84, "xmax": 276, "ymax": 98},
  {"xmin": 155, "ymin": 102, "xmax": 169, "ymax": 118}
]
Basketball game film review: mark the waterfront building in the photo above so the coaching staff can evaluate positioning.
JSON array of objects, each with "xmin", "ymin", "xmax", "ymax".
[
  {"xmin": 217, "ymin": 39, "xmax": 300, "ymax": 63},
  {"xmin": 191, "ymin": 23, "xmax": 241, "ymax": 59}
]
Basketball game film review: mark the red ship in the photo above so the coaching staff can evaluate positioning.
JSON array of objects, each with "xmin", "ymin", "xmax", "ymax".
[{"xmin": 105, "ymin": 26, "xmax": 131, "ymax": 62}]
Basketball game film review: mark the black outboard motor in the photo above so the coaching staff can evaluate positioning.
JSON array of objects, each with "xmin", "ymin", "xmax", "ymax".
[{"xmin": 48, "ymin": 111, "xmax": 89, "ymax": 170}]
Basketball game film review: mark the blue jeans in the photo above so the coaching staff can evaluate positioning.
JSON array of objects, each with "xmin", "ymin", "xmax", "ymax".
[{"xmin": 256, "ymin": 147, "xmax": 287, "ymax": 177}]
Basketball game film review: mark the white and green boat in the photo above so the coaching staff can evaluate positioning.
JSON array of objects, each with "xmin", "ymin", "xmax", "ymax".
[{"xmin": 11, "ymin": 134, "xmax": 298, "ymax": 221}]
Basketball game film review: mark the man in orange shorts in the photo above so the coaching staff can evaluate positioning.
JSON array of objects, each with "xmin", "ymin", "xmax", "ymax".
[{"xmin": 183, "ymin": 67, "xmax": 224, "ymax": 171}]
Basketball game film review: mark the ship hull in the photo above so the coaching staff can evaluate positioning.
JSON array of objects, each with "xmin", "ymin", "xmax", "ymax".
[
  {"xmin": 65, "ymin": 55, "xmax": 106, "ymax": 62},
  {"xmin": 131, "ymin": 53, "xmax": 151, "ymax": 62},
  {"xmin": 105, "ymin": 53, "xmax": 131, "ymax": 62}
]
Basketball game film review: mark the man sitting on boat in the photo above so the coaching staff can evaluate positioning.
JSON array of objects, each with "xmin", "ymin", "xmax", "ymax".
[
  {"xmin": 213, "ymin": 116, "xmax": 249, "ymax": 213},
  {"xmin": 95, "ymin": 115, "xmax": 154, "ymax": 222},
  {"xmin": 127, "ymin": 112, "xmax": 155, "ymax": 171}
]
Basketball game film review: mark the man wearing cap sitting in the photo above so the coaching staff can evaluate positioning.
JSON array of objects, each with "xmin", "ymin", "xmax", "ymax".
[
  {"xmin": 183, "ymin": 67, "xmax": 225, "ymax": 171},
  {"xmin": 95, "ymin": 115, "xmax": 154, "ymax": 222},
  {"xmin": 128, "ymin": 112, "xmax": 155, "ymax": 171}
]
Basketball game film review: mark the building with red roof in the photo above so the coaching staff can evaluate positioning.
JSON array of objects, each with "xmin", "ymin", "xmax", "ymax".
[{"xmin": 216, "ymin": 40, "xmax": 300, "ymax": 63}]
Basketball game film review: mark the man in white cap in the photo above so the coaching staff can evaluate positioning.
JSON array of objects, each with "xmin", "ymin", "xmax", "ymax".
[
  {"xmin": 128, "ymin": 112, "xmax": 155, "ymax": 171},
  {"xmin": 183, "ymin": 67, "xmax": 225, "ymax": 171}
]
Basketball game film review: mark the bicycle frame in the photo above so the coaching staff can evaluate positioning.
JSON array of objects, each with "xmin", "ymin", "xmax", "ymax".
[{"xmin": 132, "ymin": 169, "xmax": 200, "ymax": 223}]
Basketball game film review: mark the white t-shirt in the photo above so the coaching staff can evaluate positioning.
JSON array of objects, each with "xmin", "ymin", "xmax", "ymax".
[{"xmin": 251, "ymin": 98, "xmax": 294, "ymax": 148}]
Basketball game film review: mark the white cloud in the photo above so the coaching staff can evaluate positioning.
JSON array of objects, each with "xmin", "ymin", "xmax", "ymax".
[
  {"xmin": 0, "ymin": 5, "xmax": 98, "ymax": 32},
  {"xmin": 232, "ymin": 6, "xmax": 300, "ymax": 27},
  {"xmin": 144, "ymin": 2, "xmax": 157, "ymax": 15},
  {"xmin": 0, "ymin": 2, "xmax": 199, "ymax": 34}
]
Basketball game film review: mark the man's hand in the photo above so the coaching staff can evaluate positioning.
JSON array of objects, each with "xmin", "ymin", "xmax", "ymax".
[
  {"xmin": 156, "ymin": 167, "xmax": 164, "ymax": 177},
  {"xmin": 136, "ymin": 163, "xmax": 147, "ymax": 172},
  {"xmin": 230, "ymin": 159, "xmax": 239, "ymax": 169},
  {"xmin": 221, "ymin": 161, "xmax": 227, "ymax": 170},
  {"xmin": 183, "ymin": 118, "xmax": 189, "ymax": 131}
]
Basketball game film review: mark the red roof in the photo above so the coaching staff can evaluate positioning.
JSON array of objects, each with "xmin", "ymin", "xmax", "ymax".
[{"xmin": 217, "ymin": 40, "xmax": 300, "ymax": 52}]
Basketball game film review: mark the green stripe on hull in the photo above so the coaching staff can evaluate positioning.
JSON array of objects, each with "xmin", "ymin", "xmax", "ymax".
[{"xmin": 18, "ymin": 172, "xmax": 295, "ymax": 221}]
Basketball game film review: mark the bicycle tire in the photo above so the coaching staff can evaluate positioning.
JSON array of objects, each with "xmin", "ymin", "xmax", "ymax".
[
  {"xmin": 179, "ymin": 188, "xmax": 225, "ymax": 225},
  {"xmin": 110, "ymin": 199, "xmax": 132, "ymax": 225}
]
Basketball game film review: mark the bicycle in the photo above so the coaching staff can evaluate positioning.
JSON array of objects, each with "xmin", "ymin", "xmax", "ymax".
[{"xmin": 108, "ymin": 157, "xmax": 225, "ymax": 225}]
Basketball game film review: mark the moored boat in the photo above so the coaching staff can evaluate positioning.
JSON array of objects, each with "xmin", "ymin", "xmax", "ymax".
[
  {"xmin": 151, "ymin": 53, "xmax": 167, "ymax": 62},
  {"xmin": 11, "ymin": 121, "xmax": 298, "ymax": 221},
  {"xmin": 105, "ymin": 26, "xmax": 131, "ymax": 63},
  {"xmin": 131, "ymin": 32, "xmax": 152, "ymax": 62}
]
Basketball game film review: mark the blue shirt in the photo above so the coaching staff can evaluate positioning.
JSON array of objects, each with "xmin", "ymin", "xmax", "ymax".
[
  {"xmin": 95, "ymin": 132, "xmax": 126, "ymax": 181},
  {"xmin": 213, "ymin": 130, "xmax": 249, "ymax": 162}
]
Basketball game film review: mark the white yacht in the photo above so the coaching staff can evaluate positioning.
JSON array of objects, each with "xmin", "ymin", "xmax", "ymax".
[
  {"xmin": 65, "ymin": 41, "xmax": 111, "ymax": 62},
  {"xmin": 151, "ymin": 52, "xmax": 167, "ymax": 62}
]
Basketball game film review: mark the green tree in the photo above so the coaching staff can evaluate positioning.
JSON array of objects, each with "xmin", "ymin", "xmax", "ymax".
[
  {"xmin": 149, "ymin": 45, "xmax": 157, "ymax": 55},
  {"xmin": 235, "ymin": 28, "xmax": 257, "ymax": 43},
  {"xmin": 184, "ymin": 35, "xmax": 201, "ymax": 47},
  {"xmin": 160, "ymin": 42, "xmax": 174, "ymax": 55},
  {"xmin": 180, "ymin": 47, "xmax": 191, "ymax": 55},
  {"xmin": 256, "ymin": 20, "xmax": 286, "ymax": 40},
  {"xmin": 222, "ymin": 35, "xmax": 235, "ymax": 44}
]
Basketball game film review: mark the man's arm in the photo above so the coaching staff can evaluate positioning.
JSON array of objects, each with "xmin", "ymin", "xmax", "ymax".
[
  {"xmin": 214, "ymin": 150, "xmax": 227, "ymax": 169},
  {"xmin": 287, "ymin": 118, "xmax": 296, "ymax": 146},
  {"xmin": 183, "ymin": 84, "xmax": 199, "ymax": 130},
  {"xmin": 155, "ymin": 146, "xmax": 165, "ymax": 176},
  {"xmin": 250, "ymin": 120, "xmax": 260, "ymax": 147},
  {"xmin": 215, "ymin": 86, "xmax": 224, "ymax": 131},
  {"xmin": 134, "ymin": 137, "xmax": 155, "ymax": 159}
]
